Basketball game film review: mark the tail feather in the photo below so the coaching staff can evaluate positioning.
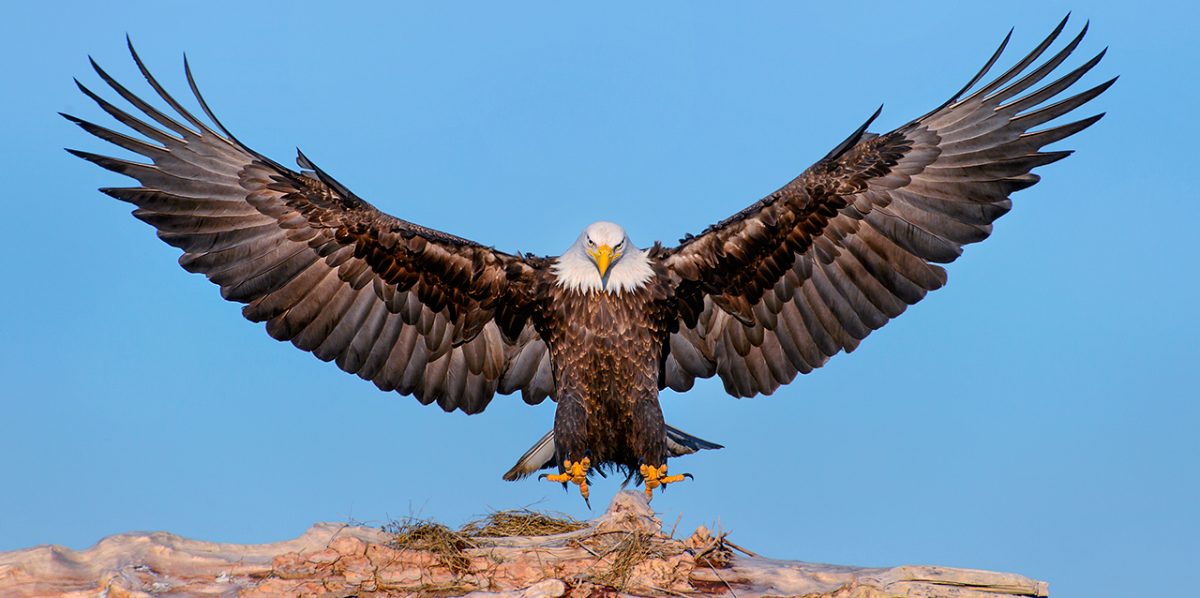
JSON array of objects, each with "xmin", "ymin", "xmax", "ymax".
[
  {"xmin": 501, "ymin": 424, "xmax": 723, "ymax": 481},
  {"xmin": 665, "ymin": 424, "xmax": 723, "ymax": 454},
  {"xmin": 502, "ymin": 430, "xmax": 556, "ymax": 481}
]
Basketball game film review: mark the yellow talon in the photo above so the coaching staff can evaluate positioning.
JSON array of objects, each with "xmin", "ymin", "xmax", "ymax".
[
  {"xmin": 541, "ymin": 457, "xmax": 591, "ymax": 505},
  {"xmin": 640, "ymin": 463, "xmax": 692, "ymax": 499}
]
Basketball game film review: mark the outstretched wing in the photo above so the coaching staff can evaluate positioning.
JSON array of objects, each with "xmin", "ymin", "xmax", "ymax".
[
  {"xmin": 66, "ymin": 41, "xmax": 556, "ymax": 414},
  {"xmin": 661, "ymin": 17, "xmax": 1113, "ymax": 397}
]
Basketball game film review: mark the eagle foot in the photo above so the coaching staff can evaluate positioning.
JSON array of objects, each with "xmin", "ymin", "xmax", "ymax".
[
  {"xmin": 639, "ymin": 463, "xmax": 692, "ymax": 499},
  {"xmin": 539, "ymin": 457, "xmax": 591, "ymax": 506}
]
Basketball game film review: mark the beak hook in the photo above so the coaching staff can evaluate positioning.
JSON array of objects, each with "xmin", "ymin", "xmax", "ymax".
[{"xmin": 592, "ymin": 244, "xmax": 615, "ymax": 282}]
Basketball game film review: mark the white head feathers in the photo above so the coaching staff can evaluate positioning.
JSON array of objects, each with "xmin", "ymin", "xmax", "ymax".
[{"xmin": 552, "ymin": 221, "xmax": 654, "ymax": 294}]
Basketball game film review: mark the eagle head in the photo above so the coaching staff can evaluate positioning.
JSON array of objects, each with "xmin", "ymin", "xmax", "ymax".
[
  {"xmin": 581, "ymin": 221, "xmax": 628, "ymax": 283},
  {"xmin": 553, "ymin": 221, "xmax": 653, "ymax": 294}
]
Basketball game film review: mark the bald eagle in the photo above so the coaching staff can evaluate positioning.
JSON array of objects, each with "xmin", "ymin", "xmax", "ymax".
[{"xmin": 67, "ymin": 17, "xmax": 1110, "ymax": 503}]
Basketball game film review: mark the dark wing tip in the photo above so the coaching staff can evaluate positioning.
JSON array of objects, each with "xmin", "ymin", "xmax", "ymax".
[
  {"xmin": 1094, "ymin": 76, "xmax": 1119, "ymax": 97},
  {"xmin": 125, "ymin": 34, "xmax": 142, "ymax": 64},
  {"xmin": 181, "ymin": 53, "xmax": 229, "ymax": 138},
  {"xmin": 920, "ymin": 25, "xmax": 1015, "ymax": 119},
  {"xmin": 98, "ymin": 187, "xmax": 137, "ymax": 203},
  {"xmin": 1052, "ymin": 13, "xmax": 1073, "ymax": 37}
]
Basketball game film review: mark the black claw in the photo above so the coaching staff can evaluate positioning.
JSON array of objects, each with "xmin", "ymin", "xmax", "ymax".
[
  {"xmin": 583, "ymin": 496, "xmax": 592, "ymax": 509},
  {"xmin": 537, "ymin": 473, "xmax": 548, "ymax": 481},
  {"xmin": 683, "ymin": 473, "xmax": 694, "ymax": 481}
]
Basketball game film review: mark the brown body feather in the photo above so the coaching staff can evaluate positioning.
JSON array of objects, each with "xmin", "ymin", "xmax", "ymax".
[{"xmin": 536, "ymin": 276, "xmax": 678, "ymax": 474}]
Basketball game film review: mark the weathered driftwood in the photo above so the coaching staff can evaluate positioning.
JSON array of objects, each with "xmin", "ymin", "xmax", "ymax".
[{"xmin": 0, "ymin": 491, "xmax": 1048, "ymax": 597}]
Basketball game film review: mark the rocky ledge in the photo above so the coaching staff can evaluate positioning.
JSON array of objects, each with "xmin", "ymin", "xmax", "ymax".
[{"xmin": 0, "ymin": 492, "xmax": 1048, "ymax": 597}]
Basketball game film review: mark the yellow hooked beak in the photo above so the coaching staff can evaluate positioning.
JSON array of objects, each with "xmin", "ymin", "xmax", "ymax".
[{"xmin": 590, "ymin": 244, "xmax": 616, "ymax": 278}]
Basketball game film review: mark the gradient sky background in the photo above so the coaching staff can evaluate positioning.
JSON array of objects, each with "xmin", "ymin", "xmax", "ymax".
[{"xmin": 2, "ymin": 2, "xmax": 1196, "ymax": 597}]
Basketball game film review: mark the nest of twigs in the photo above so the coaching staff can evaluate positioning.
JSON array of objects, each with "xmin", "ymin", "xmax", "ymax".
[
  {"xmin": 461, "ymin": 508, "xmax": 588, "ymax": 537},
  {"xmin": 384, "ymin": 508, "xmax": 588, "ymax": 577},
  {"xmin": 383, "ymin": 518, "xmax": 476, "ymax": 575}
]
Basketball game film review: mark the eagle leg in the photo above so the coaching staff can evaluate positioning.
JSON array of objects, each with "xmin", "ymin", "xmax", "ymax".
[
  {"xmin": 539, "ymin": 457, "xmax": 592, "ymax": 507},
  {"xmin": 639, "ymin": 463, "xmax": 693, "ymax": 499}
]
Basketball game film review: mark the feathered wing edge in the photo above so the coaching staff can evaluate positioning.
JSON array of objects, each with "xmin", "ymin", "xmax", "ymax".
[
  {"xmin": 65, "ymin": 39, "xmax": 558, "ymax": 414},
  {"xmin": 661, "ymin": 15, "xmax": 1114, "ymax": 398}
]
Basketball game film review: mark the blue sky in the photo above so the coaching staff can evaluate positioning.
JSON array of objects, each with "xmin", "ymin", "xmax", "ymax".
[{"xmin": 1, "ymin": 2, "xmax": 1196, "ymax": 597}]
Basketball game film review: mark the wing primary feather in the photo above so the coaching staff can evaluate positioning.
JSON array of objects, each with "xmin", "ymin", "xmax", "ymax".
[
  {"xmin": 66, "ymin": 148, "xmax": 151, "ymax": 174},
  {"xmin": 89, "ymin": 56, "xmax": 194, "ymax": 139},
  {"xmin": 962, "ymin": 15, "xmax": 1074, "ymax": 105},
  {"xmin": 1011, "ymin": 78, "xmax": 1116, "ymax": 130},
  {"xmin": 125, "ymin": 36, "xmax": 220, "ymax": 138},
  {"xmin": 1017, "ymin": 113, "xmax": 1105, "ymax": 147},
  {"xmin": 182, "ymin": 54, "xmax": 294, "ymax": 174},
  {"xmin": 984, "ymin": 23, "xmax": 1090, "ymax": 106},
  {"xmin": 915, "ymin": 26, "xmax": 1015, "ymax": 121},
  {"xmin": 60, "ymin": 113, "xmax": 164, "ymax": 157},
  {"xmin": 73, "ymin": 78, "xmax": 179, "ymax": 145},
  {"xmin": 100, "ymin": 187, "xmax": 259, "ymax": 216},
  {"xmin": 182, "ymin": 54, "xmax": 234, "ymax": 140},
  {"xmin": 998, "ymin": 48, "xmax": 1107, "ymax": 115}
]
